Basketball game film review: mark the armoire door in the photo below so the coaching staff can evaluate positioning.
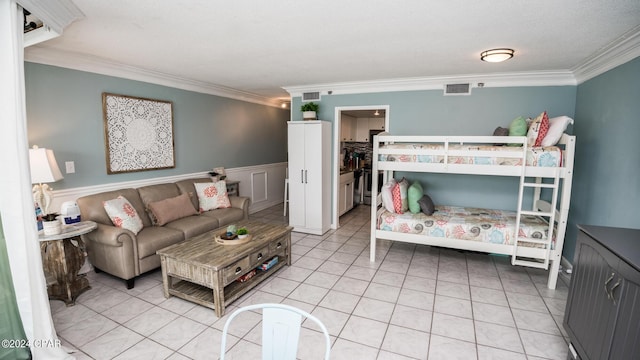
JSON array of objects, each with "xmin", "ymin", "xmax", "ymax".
[
  {"xmin": 302, "ymin": 123, "xmax": 324, "ymax": 230},
  {"xmin": 287, "ymin": 123, "xmax": 306, "ymax": 229}
]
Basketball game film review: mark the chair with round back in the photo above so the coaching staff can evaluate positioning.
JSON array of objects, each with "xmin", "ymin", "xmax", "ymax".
[{"xmin": 220, "ymin": 303, "xmax": 331, "ymax": 360}]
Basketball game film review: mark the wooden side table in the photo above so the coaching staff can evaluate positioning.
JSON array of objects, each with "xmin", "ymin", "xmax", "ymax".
[{"xmin": 39, "ymin": 221, "xmax": 97, "ymax": 306}]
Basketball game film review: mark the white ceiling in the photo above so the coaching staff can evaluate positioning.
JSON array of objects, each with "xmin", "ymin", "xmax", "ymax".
[{"xmin": 25, "ymin": 0, "xmax": 640, "ymax": 105}]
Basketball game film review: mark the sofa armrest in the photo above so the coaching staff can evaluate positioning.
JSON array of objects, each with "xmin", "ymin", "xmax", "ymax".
[
  {"xmin": 82, "ymin": 223, "xmax": 136, "ymax": 248},
  {"xmin": 81, "ymin": 223, "xmax": 140, "ymax": 279},
  {"xmin": 229, "ymin": 196, "xmax": 250, "ymax": 220}
]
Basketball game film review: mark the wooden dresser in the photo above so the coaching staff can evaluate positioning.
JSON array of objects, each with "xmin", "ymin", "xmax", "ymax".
[{"xmin": 564, "ymin": 225, "xmax": 640, "ymax": 359}]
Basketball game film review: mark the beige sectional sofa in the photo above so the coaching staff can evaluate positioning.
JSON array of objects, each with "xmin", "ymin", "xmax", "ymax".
[{"xmin": 77, "ymin": 178, "xmax": 250, "ymax": 289}]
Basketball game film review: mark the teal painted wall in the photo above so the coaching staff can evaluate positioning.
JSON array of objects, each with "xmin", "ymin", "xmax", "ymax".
[
  {"xmin": 25, "ymin": 63, "xmax": 290, "ymax": 189},
  {"xmin": 293, "ymin": 86, "xmax": 576, "ymax": 207},
  {"xmin": 567, "ymin": 57, "xmax": 640, "ymax": 261},
  {"xmin": 295, "ymin": 85, "xmax": 581, "ymax": 258}
]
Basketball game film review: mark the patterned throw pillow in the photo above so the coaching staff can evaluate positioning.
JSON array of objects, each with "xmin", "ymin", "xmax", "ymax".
[
  {"xmin": 103, "ymin": 196, "xmax": 144, "ymax": 234},
  {"xmin": 391, "ymin": 178, "xmax": 410, "ymax": 214},
  {"xmin": 194, "ymin": 181, "xmax": 231, "ymax": 212},
  {"xmin": 527, "ymin": 111, "xmax": 550, "ymax": 147}
]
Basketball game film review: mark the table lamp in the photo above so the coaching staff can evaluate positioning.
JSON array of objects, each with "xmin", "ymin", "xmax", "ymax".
[{"xmin": 29, "ymin": 146, "xmax": 64, "ymax": 215}]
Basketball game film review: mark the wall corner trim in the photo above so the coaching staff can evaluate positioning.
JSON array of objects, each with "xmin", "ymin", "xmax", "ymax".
[{"xmin": 573, "ymin": 24, "xmax": 640, "ymax": 84}]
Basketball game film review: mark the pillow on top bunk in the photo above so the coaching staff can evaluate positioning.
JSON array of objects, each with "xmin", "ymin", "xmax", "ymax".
[
  {"xmin": 508, "ymin": 116, "xmax": 527, "ymax": 146},
  {"xmin": 418, "ymin": 194, "xmax": 435, "ymax": 215},
  {"xmin": 541, "ymin": 116, "xmax": 573, "ymax": 147},
  {"xmin": 407, "ymin": 181, "xmax": 424, "ymax": 214},
  {"xmin": 381, "ymin": 179, "xmax": 397, "ymax": 213},
  {"xmin": 391, "ymin": 178, "xmax": 409, "ymax": 214},
  {"xmin": 527, "ymin": 111, "xmax": 550, "ymax": 147}
]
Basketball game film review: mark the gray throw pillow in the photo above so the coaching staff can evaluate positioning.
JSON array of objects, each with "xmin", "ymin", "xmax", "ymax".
[
  {"xmin": 417, "ymin": 195, "xmax": 435, "ymax": 215},
  {"xmin": 493, "ymin": 126, "xmax": 509, "ymax": 136}
]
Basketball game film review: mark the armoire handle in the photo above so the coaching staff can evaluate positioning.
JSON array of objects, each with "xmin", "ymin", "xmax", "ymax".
[
  {"xmin": 604, "ymin": 272, "xmax": 615, "ymax": 299},
  {"xmin": 609, "ymin": 280, "xmax": 622, "ymax": 305}
]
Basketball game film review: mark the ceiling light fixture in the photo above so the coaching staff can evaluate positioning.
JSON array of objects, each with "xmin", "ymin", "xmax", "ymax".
[
  {"xmin": 374, "ymin": 110, "xmax": 380, "ymax": 116},
  {"xmin": 480, "ymin": 48, "xmax": 514, "ymax": 63}
]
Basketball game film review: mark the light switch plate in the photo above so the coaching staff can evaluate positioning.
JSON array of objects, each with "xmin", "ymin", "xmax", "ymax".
[{"xmin": 65, "ymin": 161, "xmax": 75, "ymax": 174}]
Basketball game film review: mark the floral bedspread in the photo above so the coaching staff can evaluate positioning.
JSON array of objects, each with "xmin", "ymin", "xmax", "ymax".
[
  {"xmin": 379, "ymin": 143, "xmax": 562, "ymax": 167},
  {"xmin": 377, "ymin": 205, "xmax": 553, "ymax": 248}
]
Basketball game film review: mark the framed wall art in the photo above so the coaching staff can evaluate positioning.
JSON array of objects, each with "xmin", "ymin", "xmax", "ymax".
[{"xmin": 102, "ymin": 93, "xmax": 175, "ymax": 174}]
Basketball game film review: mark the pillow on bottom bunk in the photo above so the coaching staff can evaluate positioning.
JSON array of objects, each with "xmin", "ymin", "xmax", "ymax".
[
  {"xmin": 417, "ymin": 195, "xmax": 435, "ymax": 215},
  {"xmin": 407, "ymin": 181, "xmax": 424, "ymax": 214},
  {"xmin": 381, "ymin": 179, "xmax": 397, "ymax": 213},
  {"xmin": 392, "ymin": 178, "xmax": 409, "ymax": 214}
]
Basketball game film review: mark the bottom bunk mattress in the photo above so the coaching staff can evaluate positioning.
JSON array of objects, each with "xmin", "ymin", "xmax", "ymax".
[{"xmin": 377, "ymin": 205, "xmax": 553, "ymax": 248}]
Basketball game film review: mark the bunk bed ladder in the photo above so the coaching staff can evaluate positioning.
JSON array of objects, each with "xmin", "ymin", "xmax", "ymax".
[{"xmin": 512, "ymin": 170, "xmax": 560, "ymax": 269}]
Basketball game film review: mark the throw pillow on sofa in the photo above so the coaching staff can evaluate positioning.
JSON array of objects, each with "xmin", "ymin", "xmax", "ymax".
[
  {"xmin": 194, "ymin": 181, "xmax": 231, "ymax": 212},
  {"xmin": 103, "ymin": 195, "xmax": 144, "ymax": 234},
  {"xmin": 147, "ymin": 193, "xmax": 198, "ymax": 226}
]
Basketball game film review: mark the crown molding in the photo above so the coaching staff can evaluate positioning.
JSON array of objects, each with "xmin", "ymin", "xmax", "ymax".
[
  {"xmin": 572, "ymin": 25, "xmax": 640, "ymax": 84},
  {"xmin": 24, "ymin": 47, "xmax": 285, "ymax": 108},
  {"xmin": 284, "ymin": 71, "xmax": 576, "ymax": 97},
  {"xmin": 18, "ymin": 0, "xmax": 84, "ymax": 34}
]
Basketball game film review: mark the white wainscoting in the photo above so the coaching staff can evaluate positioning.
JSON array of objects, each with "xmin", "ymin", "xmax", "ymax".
[{"xmin": 50, "ymin": 162, "xmax": 287, "ymax": 215}]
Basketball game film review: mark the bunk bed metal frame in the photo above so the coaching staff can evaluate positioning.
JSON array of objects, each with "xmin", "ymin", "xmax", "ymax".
[{"xmin": 369, "ymin": 133, "xmax": 576, "ymax": 289}]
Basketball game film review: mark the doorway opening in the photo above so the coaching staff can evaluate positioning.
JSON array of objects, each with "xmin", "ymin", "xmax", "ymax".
[{"xmin": 332, "ymin": 105, "xmax": 390, "ymax": 229}]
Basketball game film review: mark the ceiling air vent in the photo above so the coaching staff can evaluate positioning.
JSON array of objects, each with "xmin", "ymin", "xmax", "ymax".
[
  {"xmin": 302, "ymin": 92, "xmax": 321, "ymax": 102},
  {"xmin": 444, "ymin": 83, "xmax": 471, "ymax": 96}
]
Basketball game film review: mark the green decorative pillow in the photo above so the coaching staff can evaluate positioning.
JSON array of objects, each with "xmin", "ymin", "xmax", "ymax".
[
  {"xmin": 508, "ymin": 116, "xmax": 527, "ymax": 146},
  {"xmin": 407, "ymin": 181, "xmax": 424, "ymax": 214}
]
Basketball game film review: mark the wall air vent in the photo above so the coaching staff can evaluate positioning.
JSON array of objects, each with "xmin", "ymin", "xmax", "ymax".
[
  {"xmin": 444, "ymin": 83, "xmax": 471, "ymax": 96},
  {"xmin": 302, "ymin": 92, "xmax": 321, "ymax": 102}
]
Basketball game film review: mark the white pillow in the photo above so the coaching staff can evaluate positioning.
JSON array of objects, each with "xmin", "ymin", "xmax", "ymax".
[
  {"xmin": 381, "ymin": 179, "xmax": 397, "ymax": 213},
  {"xmin": 541, "ymin": 116, "xmax": 573, "ymax": 147},
  {"xmin": 194, "ymin": 181, "xmax": 231, "ymax": 212},
  {"xmin": 103, "ymin": 196, "xmax": 144, "ymax": 234}
]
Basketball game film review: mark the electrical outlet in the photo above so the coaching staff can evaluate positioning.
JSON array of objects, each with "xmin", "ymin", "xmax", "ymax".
[{"xmin": 65, "ymin": 161, "xmax": 75, "ymax": 174}]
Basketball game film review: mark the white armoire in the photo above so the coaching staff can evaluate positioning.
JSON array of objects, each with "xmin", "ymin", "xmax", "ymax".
[{"xmin": 287, "ymin": 121, "xmax": 331, "ymax": 235}]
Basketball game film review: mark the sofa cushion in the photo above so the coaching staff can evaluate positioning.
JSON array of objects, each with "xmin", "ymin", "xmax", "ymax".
[
  {"xmin": 136, "ymin": 226, "xmax": 184, "ymax": 259},
  {"xmin": 194, "ymin": 181, "xmax": 231, "ymax": 211},
  {"xmin": 78, "ymin": 188, "xmax": 151, "ymax": 228},
  {"xmin": 103, "ymin": 196, "xmax": 144, "ymax": 235},
  {"xmin": 164, "ymin": 215, "xmax": 219, "ymax": 239},
  {"xmin": 137, "ymin": 183, "xmax": 182, "ymax": 204},
  {"xmin": 175, "ymin": 178, "xmax": 213, "ymax": 210},
  {"xmin": 201, "ymin": 207, "xmax": 245, "ymax": 227},
  {"xmin": 147, "ymin": 193, "xmax": 198, "ymax": 226}
]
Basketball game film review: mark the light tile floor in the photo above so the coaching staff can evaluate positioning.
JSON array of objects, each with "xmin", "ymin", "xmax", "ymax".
[{"xmin": 52, "ymin": 204, "xmax": 571, "ymax": 359}]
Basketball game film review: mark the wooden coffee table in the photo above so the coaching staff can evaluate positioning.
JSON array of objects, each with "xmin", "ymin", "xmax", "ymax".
[{"xmin": 157, "ymin": 221, "xmax": 292, "ymax": 317}]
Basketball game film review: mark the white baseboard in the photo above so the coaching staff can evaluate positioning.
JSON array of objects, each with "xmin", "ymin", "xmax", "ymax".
[{"xmin": 51, "ymin": 162, "xmax": 288, "ymax": 215}]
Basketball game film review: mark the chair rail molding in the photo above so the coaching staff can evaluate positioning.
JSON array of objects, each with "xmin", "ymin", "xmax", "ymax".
[{"xmin": 50, "ymin": 162, "xmax": 287, "ymax": 214}]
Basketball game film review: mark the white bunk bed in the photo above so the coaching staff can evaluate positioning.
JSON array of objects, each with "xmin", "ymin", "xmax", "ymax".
[{"xmin": 369, "ymin": 133, "xmax": 575, "ymax": 289}]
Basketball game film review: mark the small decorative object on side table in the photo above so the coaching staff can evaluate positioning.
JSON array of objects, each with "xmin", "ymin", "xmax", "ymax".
[{"xmin": 39, "ymin": 221, "xmax": 97, "ymax": 306}]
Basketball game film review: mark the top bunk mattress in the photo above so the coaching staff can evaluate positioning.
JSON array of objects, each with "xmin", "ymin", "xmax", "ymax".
[{"xmin": 378, "ymin": 143, "xmax": 562, "ymax": 167}]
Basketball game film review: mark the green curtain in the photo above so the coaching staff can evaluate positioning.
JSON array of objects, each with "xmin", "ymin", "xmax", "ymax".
[{"xmin": 0, "ymin": 215, "xmax": 30, "ymax": 359}]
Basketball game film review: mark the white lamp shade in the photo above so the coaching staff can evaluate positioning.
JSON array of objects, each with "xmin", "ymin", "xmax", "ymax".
[{"xmin": 29, "ymin": 147, "xmax": 64, "ymax": 184}]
